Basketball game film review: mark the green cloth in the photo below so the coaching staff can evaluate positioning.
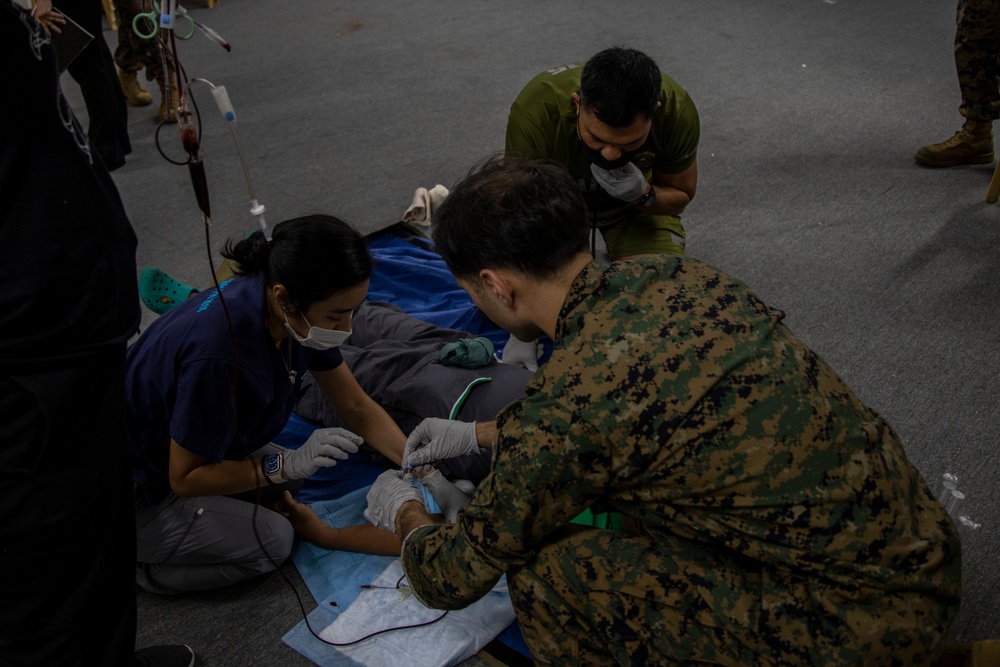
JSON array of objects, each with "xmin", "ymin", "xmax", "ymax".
[{"xmin": 439, "ymin": 337, "xmax": 494, "ymax": 368}]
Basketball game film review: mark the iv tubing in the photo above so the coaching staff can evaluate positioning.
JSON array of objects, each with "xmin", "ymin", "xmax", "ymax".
[{"xmin": 189, "ymin": 78, "xmax": 271, "ymax": 240}]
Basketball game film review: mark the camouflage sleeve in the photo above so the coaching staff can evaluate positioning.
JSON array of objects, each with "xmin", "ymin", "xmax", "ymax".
[{"xmin": 402, "ymin": 396, "xmax": 612, "ymax": 609}]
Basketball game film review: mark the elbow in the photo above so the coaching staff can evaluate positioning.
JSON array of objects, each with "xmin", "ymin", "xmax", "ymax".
[
  {"xmin": 167, "ymin": 472, "xmax": 200, "ymax": 498},
  {"xmin": 168, "ymin": 480, "xmax": 192, "ymax": 498},
  {"xmin": 678, "ymin": 184, "xmax": 696, "ymax": 210},
  {"xmin": 410, "ymin": 573, "xmax": 502, "ymax": 611},
  {"xmin": 673, "ymin": 188, "xmax": 695, "ymax": 217}
]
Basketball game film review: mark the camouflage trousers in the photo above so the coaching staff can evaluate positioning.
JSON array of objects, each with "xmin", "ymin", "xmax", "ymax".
[
  {"xmin": 508, "ymin": 527, "xmax": 954, "ymax": 666},
  {"xmin": 113, "ymin": 0, "xmax": 174, "ymax": 82},
  {"xmin": 956, "ymin": 0, "xmax": 1000, "ymax": 120}
]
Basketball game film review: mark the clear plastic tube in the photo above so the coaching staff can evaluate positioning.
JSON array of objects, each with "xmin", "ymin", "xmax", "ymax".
[
  {"xmin": 937, "ymin": 472, "xmax": 959, "ymax": 505},
  {"xmin": 210, "ymin": 85, "xmax": 235, "ymax": 122},
  {"xmin": 944, "ymin": 489, "xmax": 965, "ymax": 518},
  {"xmin": 956, "ymin": 515, "xmax": 981, "ymax": 542},
  {"xmin": 188, "ymin": 78, "xmax": 268, "ymax": 239}
]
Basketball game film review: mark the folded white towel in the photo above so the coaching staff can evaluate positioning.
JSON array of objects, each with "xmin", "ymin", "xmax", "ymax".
[{"xmin": 402, "ymin": 184, "xmax": 450, "ymax": 229}]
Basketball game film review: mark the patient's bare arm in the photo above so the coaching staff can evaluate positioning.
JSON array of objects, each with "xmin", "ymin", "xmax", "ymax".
[{"xmin": 274, "ymin": 491, "xmax": 403, "ymax": 556}]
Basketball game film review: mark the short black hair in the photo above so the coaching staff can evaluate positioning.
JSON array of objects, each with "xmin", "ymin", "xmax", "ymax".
[
  {"xmin": 580, "ymin": 46, "xmax": 661, "ymax": 127},
  {"xmin": 222, "ymin": 214, "xmax": 372, "ymax": 311},
  {"xmin": 433, "ymin": 154, "xmax": 590, "ymax": 281}
]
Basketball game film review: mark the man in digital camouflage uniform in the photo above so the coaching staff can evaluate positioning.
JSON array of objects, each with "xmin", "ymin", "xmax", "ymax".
[
  {"xmin": 915, "ymin": 0, "xmax": 1000, "ymax": 166},
  {"xmin": 364, "ymin": 156, "xmax": 961, "ymax": 666}
]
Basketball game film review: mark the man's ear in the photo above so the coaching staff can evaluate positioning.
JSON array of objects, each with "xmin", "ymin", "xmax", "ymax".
[
  {"xmin": 479, "ymin": 269, "xmax": 513, "ymax": 307},
  {"xmin": 571, "ymin": 92, "xmax": 582, "ymax": 115}
]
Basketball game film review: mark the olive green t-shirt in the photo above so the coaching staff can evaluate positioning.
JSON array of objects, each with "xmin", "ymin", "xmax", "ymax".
[{"xmin": 505, "ymin": 62, "xmax": 700, "ymax": 221}]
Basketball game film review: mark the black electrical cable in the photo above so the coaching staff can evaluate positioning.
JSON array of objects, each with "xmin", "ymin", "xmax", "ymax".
[
  {"xmin": 252, "ymin": 544, "xmax": 450, "ymax": 648},
  {"xmin": 154, "ymin": 60, "xmax": 203, "ymax": 166}
]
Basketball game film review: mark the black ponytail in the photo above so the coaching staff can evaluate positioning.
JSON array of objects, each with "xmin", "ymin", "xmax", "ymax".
[
  {"xmin": 221, "ymin": 214, "xmax": 373, "ymax": 311},
  {"xmin": 221, "ymin": 230, "xmax": 271, "ymax": 274}
]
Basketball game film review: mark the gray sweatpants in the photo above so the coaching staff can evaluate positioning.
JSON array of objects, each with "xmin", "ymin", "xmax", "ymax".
[{"xmin": 134, "ymin": 444, "xmax": 296, "ymax": 595}]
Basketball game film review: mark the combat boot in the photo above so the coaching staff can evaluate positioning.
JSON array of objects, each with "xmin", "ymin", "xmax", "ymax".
[
  {"xmin": 914, "ymin": 119, "xmax": 994, "ymax": 167},
  {"xmin": 158, "ymin": 75, "xmax": 180, "ymax": 124},
  {"xmin": 118, "ymin": 68, "xmax": 152, "ymax": 107}
]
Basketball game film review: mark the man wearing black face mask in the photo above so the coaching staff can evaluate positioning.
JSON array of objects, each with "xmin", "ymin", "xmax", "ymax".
[{"xmin": 505, "ymin": 45, "xmax": 700, "ymax": 261}]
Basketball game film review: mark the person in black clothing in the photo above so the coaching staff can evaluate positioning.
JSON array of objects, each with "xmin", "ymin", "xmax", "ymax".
[
  {"xmin": 34, "ymin": 0, "xmax": 132, "ymax": 170},
  {"xmin": 0, "ymin": 1, "xmax": 192, "ymax": 664}
]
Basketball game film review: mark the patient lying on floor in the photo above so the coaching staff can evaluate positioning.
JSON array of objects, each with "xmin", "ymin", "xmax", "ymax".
[{"xmin": 276, "ymin": 299, "xmax": 532, "ymax": 554}]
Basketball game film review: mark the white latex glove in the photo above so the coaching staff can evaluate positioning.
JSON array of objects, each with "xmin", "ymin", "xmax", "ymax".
[
  {"xmin": 500, "ymin": 334, "xmax": 542, "ymax": 372},
  {"xmin": 283, "ymin": 427, "xmax": 362, "ymax": 480},
  {"xmin": 420, "ymin": 470, "xmax": 472, "ymax": 523},
  {"xmin": 404, "ymin": 418, "xmax": 479, "ymax": 473},
  {"xmin": 364, "ymin": 470, "xmax": 425, "ymax": 533},
  {"xmin": 590, "ymin": 162, "xmax": 649, "ymax": 202}
]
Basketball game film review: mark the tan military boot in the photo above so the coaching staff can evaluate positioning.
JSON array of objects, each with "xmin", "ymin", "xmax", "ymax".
[
  {"xmin": 118, "ymin": 68, "xmax": 152, "ymax": 107},
  {"xmin": 914, "ymin": 119, "xmax": 994, "ymax": 167},
  {"xmin": 937, "ymin": 640, "xmax": 1000, "ymax": 667},
  {"xmin": 158, "ymin": 75, "xmax": 180, "ymax": 124}
]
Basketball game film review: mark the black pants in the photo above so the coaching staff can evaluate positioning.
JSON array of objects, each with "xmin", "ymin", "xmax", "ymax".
[
  {"xmin": 59, "ymin": 0, "xmax": 132, "ymax": 171},
  {"xmin": 0, "ymin": 345, "xmax": 137, "ymax": 666}
]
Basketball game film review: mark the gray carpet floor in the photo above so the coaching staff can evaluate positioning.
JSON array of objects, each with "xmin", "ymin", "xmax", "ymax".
[{"xmin": 59, "ymin": 0, "xmax": 998, "ymax": 664}]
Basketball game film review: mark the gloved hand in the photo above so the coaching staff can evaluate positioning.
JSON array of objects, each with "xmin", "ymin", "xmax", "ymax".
[
  {"xmin": 404, "ymin": 418, "xmax": 479, "ymax": 473},
  {"xmin": 364, "ymin": 470, "xmax": 425, "ymax": 533},
  {"xmin": 420, "ymin": 470, "xmax": 472, "ymax": 523},
  {"xmin": 590, "ymin": 162, "xmax": 649, "ymax": 202},
  {"xmin": 283, "ymin": 427, "xmax": 362, "ymax": 480},
  {"xmin": 501, "ymin": 334, "xmax": 543, "ymax": 372}
]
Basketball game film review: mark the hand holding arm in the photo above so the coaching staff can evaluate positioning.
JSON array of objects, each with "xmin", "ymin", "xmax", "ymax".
[
  {"xmin": 364, "ymin": 470, "xmax": 427, "ymax": 533},
  {"xmin": 420, "ymin": 470, "xmax": 472, "ymax": 523}
]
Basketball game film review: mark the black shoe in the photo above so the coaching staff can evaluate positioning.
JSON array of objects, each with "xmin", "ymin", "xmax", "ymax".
[{"xmin": 134, "ymin": 644, "xmax": 197, "ymax": 667}]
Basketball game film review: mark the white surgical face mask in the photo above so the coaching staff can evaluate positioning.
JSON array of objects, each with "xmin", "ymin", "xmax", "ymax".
[{"xmin": 284, "ymin": 311, "xmax": 351, "ymax": 350}]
